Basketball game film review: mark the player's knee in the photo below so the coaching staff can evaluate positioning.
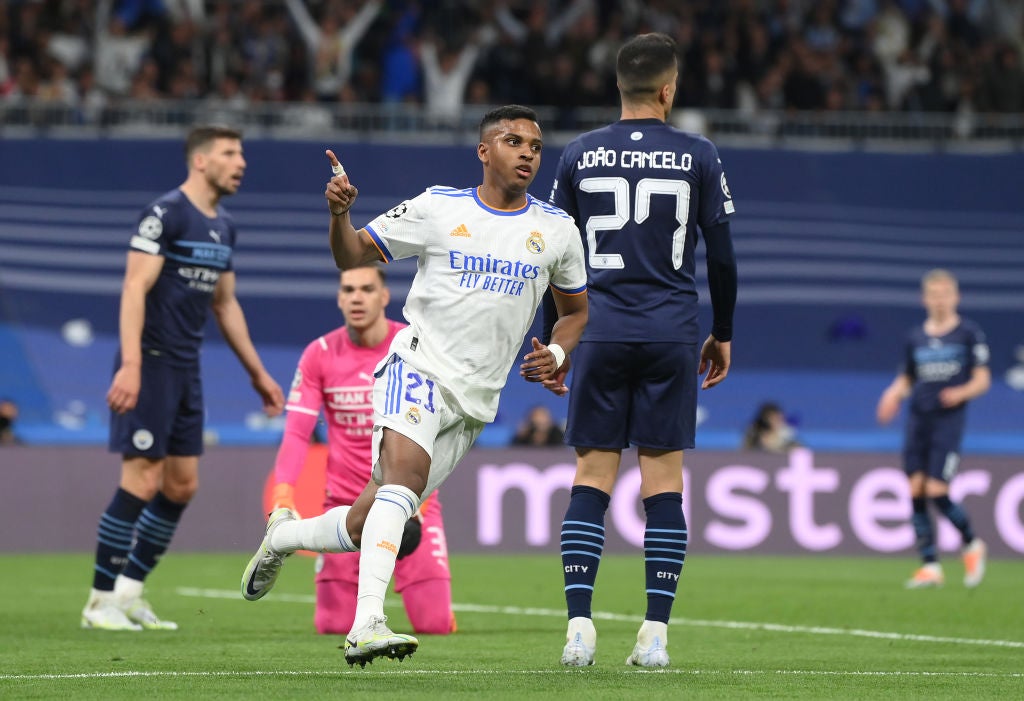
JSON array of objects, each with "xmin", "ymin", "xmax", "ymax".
[
  {"xmin": 315, "ymin": 580, "xmax": 357, "ymax": 634},
  {"xmin": 162, "ymin": 480, "xmax": 198, "ymax": 503},
  {"xmin": 403, "ymin": 579, "xmax": 453, "ymax": 634},
  {"xmin": 408, "ymin": 607, "xmax": 454, "ymax": 635},
  {"xmin": 315, "ymin": 600, "xmax": 355, "ymax": 635}
]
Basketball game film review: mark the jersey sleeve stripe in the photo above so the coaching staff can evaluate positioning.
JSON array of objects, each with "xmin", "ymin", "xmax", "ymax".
[
  {"xmin": 363, "ymin": 224, "xmax": 394, "ymax": 263},
  {"xmin": 551, "ymin": 283, "xmax": 587, "ymax": 296},
  {"xmin": 130, "ymin": 236, "xmax": 161, "ymax": 254},
  {"xmin": 533, "ymin": 200, "xmax": 573, "ymax": 220},
  {"xmin": 429, "ymin": 186, "xmax": 473, "ymax": 198},
  {"xmin": 284, "ymin": 405, "xmax": 319, "ymax": 416}
]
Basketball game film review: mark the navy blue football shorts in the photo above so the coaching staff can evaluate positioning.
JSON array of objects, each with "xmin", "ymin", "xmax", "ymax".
[
  {"xmin": 108, "ymin": 353, "xmax": 204, "ymax": 458},
  {"xmin": 564, "ymin": 341, "xmax": 699, "ymax": 451},
  {"xmin": 902, "ymin": 410, "xmax": 966, "ymax": 482}
]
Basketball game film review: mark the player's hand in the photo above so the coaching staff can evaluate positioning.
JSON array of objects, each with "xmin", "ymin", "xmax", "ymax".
[
  {"xmin": 253, "ymin": 371, "xmax": 285, "ymax": 417},
  {"xmin": 325, "ymin": 149, "xmax": 358, "ymax": 215},
  {"xmin": 938, "ymin": 386, "xmax": 966, "ymax": 409},
  {"xmin": 107, "ymin": 363, "xmax": 142, "ymax": 414},
  {"xmin": 271, "ymin": 482, "xmax": 300, "ymax": 519},
  {"xmin": 541, "ymin": 356, "xmax": 571, "ymax": 397},
  {"xmin": 876, "ymin": 389, "xmax": 902, "ymax": 424},
  {"xmin": 520, "ymin": 337, "xmax": 560, "ymax": 383},
  {"xmin": 699, "ymin": 335, "xmax": 731, "ymax": 389}
]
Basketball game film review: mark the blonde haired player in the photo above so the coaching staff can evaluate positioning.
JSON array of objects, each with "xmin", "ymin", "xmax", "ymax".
[{"xmin": 877, "ymin": 269, "xmax": 990, "ymax": 589}]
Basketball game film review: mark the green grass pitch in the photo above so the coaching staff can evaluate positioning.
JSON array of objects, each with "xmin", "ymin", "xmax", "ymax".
[{"xmin": 1, "ymin": 553, "xmax": 1022, "ymax": 699}]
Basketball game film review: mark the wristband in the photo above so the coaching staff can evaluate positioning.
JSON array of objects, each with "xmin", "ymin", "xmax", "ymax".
[{"xmin": 548, "ymin": 343, "xmax": 566, "ymax": 370}]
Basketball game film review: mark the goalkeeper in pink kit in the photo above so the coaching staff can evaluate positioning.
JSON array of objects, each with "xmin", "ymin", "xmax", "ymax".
[{"xmin": 271, "ymin": 265, "xmax": 455, "ymax": 635}]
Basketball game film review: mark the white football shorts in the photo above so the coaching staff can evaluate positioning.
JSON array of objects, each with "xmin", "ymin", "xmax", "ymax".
[{"xmin": 371, "ymin": 353, "xmax": 485, "ymax": 498}]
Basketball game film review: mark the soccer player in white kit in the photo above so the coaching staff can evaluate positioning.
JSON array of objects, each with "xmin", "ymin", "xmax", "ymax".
[
  {"xmin": 241, "ymin": 105, "xmax": 589, "ymax": 667},
  {"xmin": 269, "ymin": 266, "xmax": 456, "ymax": 636}
]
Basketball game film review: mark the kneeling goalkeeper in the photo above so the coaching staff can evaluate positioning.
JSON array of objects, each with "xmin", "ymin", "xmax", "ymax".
[{"xmin": 269, "ymin": 266, "xmax": 455, "ymax": 635}]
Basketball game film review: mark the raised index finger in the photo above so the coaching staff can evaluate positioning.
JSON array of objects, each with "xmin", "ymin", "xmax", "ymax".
[{"xmin": 325, "ymin": 149, "xmax": 340, "ymax": 167}]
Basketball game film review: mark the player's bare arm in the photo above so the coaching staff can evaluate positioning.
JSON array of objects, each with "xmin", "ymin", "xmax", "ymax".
[
  {"xmin": 877, "ymin": 374, "xmax": 912, "ymax": 424},
  {"xmin": 939, "ymin": 366, "xmax": 991, "ymax": 408},
  {"xmin": 699, "ymin": 334, "xmax": 731, "ymax": 390},
  {"xmin": 521, "ymin": 289, "xmax": 588, "ymax": 387},
  {"xmin": 108, "ymin": 251, "xmax": 163, "ymax": 414},
  {"xmin": 538, "ymin": 288, "xmax": 588, "ymax": 396},
  {"xmin": 324, "ymin": 149, "xmax": 379, "ymax": 269},
  {"xmin": 211, "ymin": 271, "xmax": 285, "ymax": 416}
]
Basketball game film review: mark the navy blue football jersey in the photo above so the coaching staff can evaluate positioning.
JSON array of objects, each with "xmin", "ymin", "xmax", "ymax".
[
  {"xmin": 903, "ymin": 319, "xmax": 989, "ymax": 414},
  {"xmin": 549, "ymin": 118, "xmax": 734, "ymax": 342},
  {"xmin": 128, "ymin": 189, "xmax": 236, "ymax": 364}
]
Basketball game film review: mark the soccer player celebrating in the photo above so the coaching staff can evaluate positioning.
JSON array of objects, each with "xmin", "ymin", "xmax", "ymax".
[
  {"xmin": 270, "ymin": 265, "xmax": 455, "ymax": 636},
  {"xmin": 83, "ymin": 126, "xmax": 284, "ymax": 631},
  {"xmin": 546, "ymin": 33, "xmax": 738, "ymax": 667},
  {"xmin": 877, "ymin": 269, "xmax": 990, "ymax": 589},
  {"xmin": 241, "ymin": 105, "xmax": 589, "ymax": 667}
]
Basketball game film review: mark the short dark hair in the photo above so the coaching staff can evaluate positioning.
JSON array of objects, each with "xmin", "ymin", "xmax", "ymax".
[
  {"xmin": 616, "ymin": 33, "xmax": 678, "ymax": 98},
  {"xmin": 184, "ymin": 125, "xmax": 242, "ymax": 162},
  {"xmin": 340, "ymin": 264, "xmax": 387, "ymax": 285},
  {"xmin": 479, "ymin": 105, "xmax": 539, "ymax": 141}
]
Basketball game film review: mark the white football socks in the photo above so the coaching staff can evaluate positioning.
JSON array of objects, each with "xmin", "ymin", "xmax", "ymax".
[
  {"xmin": 270, "ymin": 505, "xmax": 357, "ymax": 553},
  {"xmin": 352, "ymin": 485, "xmax": 420, "ymax": 629}
]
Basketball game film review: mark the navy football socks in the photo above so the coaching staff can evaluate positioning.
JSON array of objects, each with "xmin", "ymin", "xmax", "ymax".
[
  {"xmin": 92, "ymin": 488, "xmax": 147, "ymax": 591},
  {"xmin": 642, "ymin": 492, "xmax": 687, "ymax": 624},
  {"xmin": 932, "ymin": 494, "xmax": 975, "ymax": 546},
  {"xmin": 121, "ymin": 491, "xmax": 187, "ymax": 583},
  {"xmin": 561, "ymin": 485, "xmax": 610, "ymax": 620},
  {"xmin": 911, "ymin": 496, "xmax": 937, "ymax": 563}
]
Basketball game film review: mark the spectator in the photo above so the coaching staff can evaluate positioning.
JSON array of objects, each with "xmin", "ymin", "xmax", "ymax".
[
  {"xmin": 419, "ymin": 30, "xmax": 490, "ymax": 124},
  {"xmin": 284, "ymin": 0, "xmax": 382, "ymax": 100},
  {"xmin": 0, "ymin": 398, "xmax": 18, "ymax": 445},
  {"xmin": 2, "ymin": 0, "xmax": 1019, "ymax": 122},
  {"xmin": 511, "ymin": 405, "xmax": 565, "ymax": 447},
  {"xmin": 741, "ymin": 402, "xmax": 800, "ymax": 453},
  {"xmin": 977, "ymin": 44, "xmax": 1024, "ymax": 112},
  {"xmin": 93, "ymin": 4, "xmax": 151, "ymax": 96}
]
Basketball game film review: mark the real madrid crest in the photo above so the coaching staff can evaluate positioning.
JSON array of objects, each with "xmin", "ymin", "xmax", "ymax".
[
  {"xmin": 405, "ymin": 406, "xmax": 421, "ymax": 425},
  {"xmin": 526, "ymin": 231, "xmax": 545, "ymax": 254}
]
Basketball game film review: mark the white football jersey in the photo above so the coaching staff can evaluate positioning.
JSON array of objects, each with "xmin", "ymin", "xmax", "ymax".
[{"xmin": 364, "ymin": 186, "xmax": 587, "ymax": 422}]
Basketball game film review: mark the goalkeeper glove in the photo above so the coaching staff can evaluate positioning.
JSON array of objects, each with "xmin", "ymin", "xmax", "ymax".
[
  {"xmin": 397, "ymin": 514, "xmax": 422, "ymax": 560},
  {"xmin": 271, "ymin": 482, "xmax": 301, "ymax": 519}
]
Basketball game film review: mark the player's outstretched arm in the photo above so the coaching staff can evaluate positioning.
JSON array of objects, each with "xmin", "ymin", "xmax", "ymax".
[{"xmin": 324, "ymin": 149, "xmax": 379, "ymax": 270}]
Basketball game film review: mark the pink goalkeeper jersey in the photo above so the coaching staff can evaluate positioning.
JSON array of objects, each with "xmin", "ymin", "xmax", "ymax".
[{"xmin": 274, "ymin": 320, "xmax": 405, "ymax": 504}]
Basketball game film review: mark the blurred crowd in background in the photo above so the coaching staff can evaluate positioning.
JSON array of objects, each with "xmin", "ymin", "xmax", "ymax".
[{"xmin": 2, "ymin": 0, "xmax": 1024, "ymax": 128}]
